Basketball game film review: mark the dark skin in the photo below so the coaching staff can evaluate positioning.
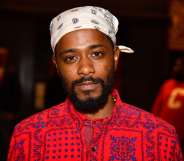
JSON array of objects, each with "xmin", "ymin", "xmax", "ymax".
[{"xmin": 53, "ymin": 29, "xmax": 120, "ymax": 119}]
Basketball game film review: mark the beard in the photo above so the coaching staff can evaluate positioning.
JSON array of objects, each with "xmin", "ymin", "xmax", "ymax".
[
  {"xmin": 62, "ymin": 71, "xmax": 114, "ymax": 114},
  {"xmin": 172, "ymin": 69, "xmax": 184, "ymax": 81},
  {"xmin": 174, "ymin": 73, "xmax": 184, "ymax": 82}
]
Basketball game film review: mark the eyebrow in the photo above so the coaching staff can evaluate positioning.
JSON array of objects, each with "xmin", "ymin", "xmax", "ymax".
[
  {"xmin": 59, "ymin": 48, "xmax": 76, "ymax": 55},
  {"xmin": 59, "ymin": 44, "xmax": 104, "ymax": 55},
  {"xmin": 88, "ymin": 44, "xmax": 104, "ymax": 49}
]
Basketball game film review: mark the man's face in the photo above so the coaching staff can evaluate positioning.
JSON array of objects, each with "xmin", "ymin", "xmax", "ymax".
[
  {"xmin": 172, "ymin": 57, "xmax": 184, "ymax": 81},
  {"xmin": 53, "ymin": 29, "xmax": 120, "ymax": 113}
]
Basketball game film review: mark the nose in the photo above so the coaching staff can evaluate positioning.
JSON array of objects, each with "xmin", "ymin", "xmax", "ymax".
[{"xmin": 77, "ymin": 56, "xmax": 95, "ymax": 76}]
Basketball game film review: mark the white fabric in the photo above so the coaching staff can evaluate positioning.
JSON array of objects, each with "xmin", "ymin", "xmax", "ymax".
[{"xmin": 50, "ymin": 6, "xmax": 134, "ymax": 53}]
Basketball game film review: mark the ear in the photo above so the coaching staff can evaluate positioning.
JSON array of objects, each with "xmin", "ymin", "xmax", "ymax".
[
  {"xmin": 52, "ymin": 55, "xmax": 58, "ymax": 69},
  {"xmin": 113, "ymin": 46, "xmax": 120, "ymax": 71},
  {"xmin": 52, "ymin": 55, "xmax": 62, "ymax": 77}
]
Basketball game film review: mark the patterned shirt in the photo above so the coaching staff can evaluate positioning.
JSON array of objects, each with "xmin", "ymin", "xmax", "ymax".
[{"xmin": 8, "ymin": 89, "xmax": 183, "ymax": 161}]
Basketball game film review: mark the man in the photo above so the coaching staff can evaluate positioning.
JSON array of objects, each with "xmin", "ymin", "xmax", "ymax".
[
  {"xmin": 8, "ymin": 6, "xmax": 183, "ymax": 161},
  {"xmin": 152, "ymin": 55, "xmax": 184, "ymax": 156}
]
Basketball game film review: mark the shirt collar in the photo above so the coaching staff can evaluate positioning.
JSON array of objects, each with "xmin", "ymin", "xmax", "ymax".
[{"xmin": 66, "ymin": 89, "xmax": 122, "ymax": 126}]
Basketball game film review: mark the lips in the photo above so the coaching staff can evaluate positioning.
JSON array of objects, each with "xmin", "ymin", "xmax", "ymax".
[{"xmin": 77, "ymin": 81, "xmax": 99, "ymax": 91}]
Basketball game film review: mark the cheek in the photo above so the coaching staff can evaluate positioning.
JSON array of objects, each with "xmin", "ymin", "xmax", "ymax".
[
  {"xmin": 56, "ymin": 65, "xmax": 76, "ymax": 88},
  {"xmin": 95, "ymin": 59, "xmax": 114, "ymax": 77}
]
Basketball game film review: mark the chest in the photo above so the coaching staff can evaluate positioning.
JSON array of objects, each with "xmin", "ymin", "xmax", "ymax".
[{"xmin": 16, "ymin": 125, "xmax": 176, "ymax": 161}]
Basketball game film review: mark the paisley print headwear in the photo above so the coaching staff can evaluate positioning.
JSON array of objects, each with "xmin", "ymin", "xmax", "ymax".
[{"xmin": 50, "ymin": 6, "xmax": 134, "ymax": 53}]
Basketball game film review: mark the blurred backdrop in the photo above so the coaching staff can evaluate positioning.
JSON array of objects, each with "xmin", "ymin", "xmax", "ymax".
[{"xmin": 0, "ymin": 0, "xmax": 184, "ymax": 160}]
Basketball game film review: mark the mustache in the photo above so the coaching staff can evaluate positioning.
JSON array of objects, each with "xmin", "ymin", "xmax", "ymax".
[{"xmin": 72, "ymin": 77, "xmax": 104, "ymax": 87}]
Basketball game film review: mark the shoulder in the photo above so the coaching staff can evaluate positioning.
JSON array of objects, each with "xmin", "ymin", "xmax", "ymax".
[
  {"xmin": 116, "ymin": 103, "xmax": 183, "ymax": 160},
  {"xmin": 117, "ymin": 102, "xmax": 177, "ymax": 136},
  {"xmin": 12, "ymin": 102, "xmax": 68, "ymax": 135},
  {"xmin": 161, "ymin": 79, "xmax": 177, "ymax": 88}
]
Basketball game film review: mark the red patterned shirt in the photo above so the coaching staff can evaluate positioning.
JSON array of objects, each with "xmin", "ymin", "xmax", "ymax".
[{"xmin": 8, "ymin": 90, "xmax": 183, "ymax": 161}]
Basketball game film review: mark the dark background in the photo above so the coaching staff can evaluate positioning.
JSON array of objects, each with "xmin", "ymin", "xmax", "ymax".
[{"xmin": 0, "ymin": 0, "xmax": 182, "ymax": 160}]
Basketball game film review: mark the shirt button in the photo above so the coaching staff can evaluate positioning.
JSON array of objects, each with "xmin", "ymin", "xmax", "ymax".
[{"xmin": 91, "ymin": 146, "xmax": 96, "ymax": 152}]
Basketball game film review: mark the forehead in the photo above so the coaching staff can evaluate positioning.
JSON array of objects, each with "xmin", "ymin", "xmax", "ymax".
[{"xmin": 55, "ymin": 29, "xmax": 113, "ymax": 51}]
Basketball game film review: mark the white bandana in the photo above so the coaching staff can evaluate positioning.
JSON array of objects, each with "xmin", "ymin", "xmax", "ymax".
[{"xmin": 50, "ymin": 6, "xmax": 134, "ymax": 54}]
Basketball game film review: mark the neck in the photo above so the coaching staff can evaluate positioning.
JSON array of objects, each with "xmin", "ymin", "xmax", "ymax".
[{"xmin": 85, "ymin": 94, "xmax": 115, "ymax": 120}]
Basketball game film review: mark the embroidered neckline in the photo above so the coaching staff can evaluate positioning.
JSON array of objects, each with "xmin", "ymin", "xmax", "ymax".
[{"xmin": 67, "ymin": 89, "xmax": 120, "ymax": 125}]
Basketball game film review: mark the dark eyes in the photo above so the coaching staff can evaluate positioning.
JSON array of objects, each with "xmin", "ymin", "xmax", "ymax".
[
  {"xmin": 63, "ymin": 55, "xmax": 79, "ymax": 64},
  {"xmin": 91, "ymin": 51, "xmax": 104, "ymax": 59},
  {"xmin": 62, "ymin": 51, "xmax": 105, "ymax": 64}
]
